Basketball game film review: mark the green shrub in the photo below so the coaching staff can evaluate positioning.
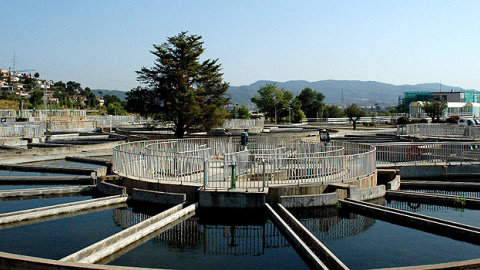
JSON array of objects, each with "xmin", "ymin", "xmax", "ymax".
[{"xmin": 396, "ymin": 116, "xmax": 410, "ymax": 125}]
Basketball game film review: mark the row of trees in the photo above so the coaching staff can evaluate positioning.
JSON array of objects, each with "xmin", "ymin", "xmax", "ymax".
[
  {"xmin": 250, "ymin": 83, "xmax": 367, "ymax": 129},
  {"xmin": 125, "ymin": 31, "xmax": 373, "ymax": 137},
  {"xmin": 250, "ymin": 84, "xmax": 353, "ymax": 123}
]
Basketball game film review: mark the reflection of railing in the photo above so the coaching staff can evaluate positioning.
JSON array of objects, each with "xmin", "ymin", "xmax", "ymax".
[
  {"xmin": 386, "ymin": 200, "xmax": 456, "ymax": 212},
  {"xmin": 113, "ymin": 138, "xmax": 376, "ymax": 191},
  {"xmin": 400, "ymin": 190, "xmax": 480, "ymax": 199},
  {"xmin": 112, "ymin": 207, "xmax": 377, "ymax": 257},
  {"xmin": 375, "ymin": 142, "xmax": 480, "ymax": 164},
  {"xmin": 112, "ymin": 208, "xmax": 152, "ymax": 229},
  {"xmin": 299, "ymin": 214, "xmax": 376, "ymax": 242}
]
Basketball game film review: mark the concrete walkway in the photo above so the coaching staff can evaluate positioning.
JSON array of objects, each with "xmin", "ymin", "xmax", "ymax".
[
  {"xmin": 0, "ymin": 186, "xmax": 95, "ymax": 199},
  {"xmin": 0, "ymin": 195, "xmax": 127, "ymax": 226},
  {"xmin": 61, "ymin": 203, "xmax": 198, "ymax": 264}
]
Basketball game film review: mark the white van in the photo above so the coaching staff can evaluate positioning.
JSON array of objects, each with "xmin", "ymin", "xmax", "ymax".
[{"xmin": 458, "ymin": 118, "xmax": 476, "ymax": 126}]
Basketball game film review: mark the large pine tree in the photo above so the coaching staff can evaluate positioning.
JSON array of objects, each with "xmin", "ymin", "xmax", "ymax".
[{"xmin": 127, "ymin": 32, "xmax": 229, "ymax": 138}]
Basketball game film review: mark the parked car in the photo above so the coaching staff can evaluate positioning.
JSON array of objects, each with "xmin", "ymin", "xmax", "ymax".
[
  {"xmin": 458, "ymin": 118, "xmax": 476, "ymax": 126},
  {"xmin": 209, "ymin": 128, "xmax": 232, "ymax": 136}
]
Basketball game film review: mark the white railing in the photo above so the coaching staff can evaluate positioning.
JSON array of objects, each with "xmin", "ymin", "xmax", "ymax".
[
  {"xmin": 46, "ymin": 120, "xmax": 97, "ymax": 132},
  {"xmin": 221, "ymin": 119, "xmax": 264, "ymax": 133},
  {"xmin": 375, "ymin": 141, "xmax": 480, "ymax": 165},
  {"xmin": 0, "ymin": 110, "xmax": 87, "ymax": 119},
  {"xmin": 303, "ymin": 117, "xmax": 394, "ymax": 124},
  {"xmin": 398, "ymin": 123, "xmax": 480, "ymax": 138},
  {"xmin": 86, "ymin": 115, "xmax": 143, "ymax": 128},
  {"xmin": 0, "ymin": 123, "xmax": 44, "ymax": 138},
  {"xmin": 113, "ymin": 138, "xmax": 377, "ymax": 191}
]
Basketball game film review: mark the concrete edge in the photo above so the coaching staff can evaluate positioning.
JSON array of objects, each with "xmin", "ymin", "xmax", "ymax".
[
  {"xmin": 0, "ymin": 186, "xmax": 95, "ymax": 198},
  {"xmin": 387, "ymin": 175, "xmax": 400, "ymax": 190},
  {"xmin": 61, "ymin": 202, "xmax": 190, "ymax": 263},
  {"xmin": 349, "ymin": 185, "xmax": 386, "ymax": 201},
  {"xmin": 265, "ymin": 203, "xmax": 328, "ymax": 270},
  {"xmin": 132, "ymin": 188, "xmax": 186, "ymax": 205},
  {"xmin": 280, "ymin": 192, "xmax": 340, "ymax": 208},
  {"xmin": 276, "ymin": 204, "xmax": 349, "ymax": 270},
  {"xmin": 378, "ymin": 258, "xmax": 480, "ymax": 270},
  {"xmin": 97, "ymin": 181, "xmax": 126, "ymax": 196},
  {"xmin": 0, "ymin": 251, "xmax": 158, "ymax": 270},
  {"xmin": 0, "ymin": 195, "xmax": 127, "ymax": 219},
  {"xmin": 78, "ymin": 203, "xmax": 198, "ymax": 264}
]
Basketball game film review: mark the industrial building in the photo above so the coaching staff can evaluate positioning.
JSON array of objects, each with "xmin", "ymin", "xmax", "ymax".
[{"xmin": 399, "ymin": 90, "xmax": 480, "ymax": 118}]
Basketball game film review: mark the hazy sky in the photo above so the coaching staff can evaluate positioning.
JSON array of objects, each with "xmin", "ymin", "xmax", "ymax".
[{"xmin": 2, "ymin": 1, "xmax": 480, "ymax": 91}]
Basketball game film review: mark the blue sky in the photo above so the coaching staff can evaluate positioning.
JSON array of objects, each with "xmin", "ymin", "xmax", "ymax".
[{"xmin": 2, "ymin": 1, "xmax": 480, "ymax": 91}]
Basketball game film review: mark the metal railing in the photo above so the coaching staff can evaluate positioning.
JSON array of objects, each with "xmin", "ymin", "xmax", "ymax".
[
  {"xmin": 0, "ymin": 122, "xmax": 43, "ymax": 138},
  {"xmin": 113, "ymin": 138, "xmax": 377, "ymax": 191},
  {"xmin": 221, "ymin": 119, "xmax": 264, "ymax": 133},
  {"xmin": 86, "ymin": 115, "xmax": 142, "ymax": 128},
  {"xmin": 0, "ymin": 109, "xmax": 87, "ymax": 119},
  {"xmin": 398, "ymin": 123, "xmax": 480, "ymax": 138},
  {"xmin": 375, "ymin": 141, "xmax": 480, "ymax": 165}
]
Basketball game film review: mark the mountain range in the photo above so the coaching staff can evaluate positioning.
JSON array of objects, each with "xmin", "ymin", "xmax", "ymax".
[
  {"xmin": 227, "ymin": 80, "xmax": 477, "ymax": 106},
  {"xmin": 94, "ymin": 80, "xmax": 477, "ymax": 106}
]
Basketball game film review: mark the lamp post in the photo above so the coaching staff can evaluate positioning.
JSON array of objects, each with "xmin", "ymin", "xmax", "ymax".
[
  {"xmin": 274, "ymin": 105, "xmax": 277, "ymax": 125},
  {"xmin": 289, "ymin": 106, "xmax": 291, "ymax": 124}
]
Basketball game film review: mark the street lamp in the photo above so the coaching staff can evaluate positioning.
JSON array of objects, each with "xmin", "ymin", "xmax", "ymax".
[
  {"xmin": 289, "ymin": 106, "xmax": 291, "ymax": 124},
  {"xmin": 274, "ymin": 105, "xmax": 277, "ymax": 125}
]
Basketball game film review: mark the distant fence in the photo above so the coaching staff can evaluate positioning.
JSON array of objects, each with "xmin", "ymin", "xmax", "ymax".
[
  {"xmin": 303, "ymin": 117, "xmax": 394, "ymax": 124},
  {"xmin": 0, "ymin": 110, "xmax": 87, "ymax": 119},
  {"xmin": 221, "ymin": 119, "xmax": 264, "ymax": 133},
  {"xmin": 45, "ymin": 120, "xmax": 97, "ymax": 132},
  {"xmin": 0, "ymin": 123, "xmax": 43, "ymax": 138},
  {"xmin": 86, "ymin": 115, "xmax": 143, "ymax": 128},
  {"xmin": 397, "ymin": 123, "xmax": 480, "ymax": 138},
  {"xmin": 375, "ymin": 141, "xmax": 480, "ymax": 165}
]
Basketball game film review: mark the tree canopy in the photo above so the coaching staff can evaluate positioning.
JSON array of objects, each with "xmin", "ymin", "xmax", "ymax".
[
  {"xmin": 251, "ymin": 83, "xmax": 294, "ymax": 123},
  {"xmin": 296, "ymin": 87, "xmax": 325, "ymax": 118},
  {"xmin": 344, "ymin": 103, "xmax": 366, "ymax": 130},
  {"xmin": 127, "ymin": 32, "xmax": 230, "ymax": 137},
  {"xmin": 421, "ymin": 99, "xmax": 447, "ymax": 123}
]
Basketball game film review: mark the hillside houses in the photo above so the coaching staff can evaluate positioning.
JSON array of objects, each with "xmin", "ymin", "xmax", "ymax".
[{"xmin": 0, "ymin": 68, "xmax": 104, "ymax": 107}]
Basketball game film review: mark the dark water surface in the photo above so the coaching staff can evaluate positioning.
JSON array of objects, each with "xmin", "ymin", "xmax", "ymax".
[
  {"xmin": 108, "ymin": 213, "xmax": 308, "ymax": 270},
  {"xmin": 289, "ymin": 206, "xmax": 480, "ymax": 270},
  {"xmin": 0, "ymin": 206, "xmax": 125, "ymax": 260},
  {"xmin": 0, "ymin": 195, "xmax": 92, "ymax": 214}
]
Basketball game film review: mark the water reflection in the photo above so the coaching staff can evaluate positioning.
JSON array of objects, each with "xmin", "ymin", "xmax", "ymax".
[
  {"xmin": 109, "ymin": 208, "xmax": 306, "ymax": 269},
  {"xmin": 288, "ymin": 206, "xmax": 376, "ymax": 242},
  {"xmin": 402, "ymin": 189, "xmax": 480, "ymax": 198}
]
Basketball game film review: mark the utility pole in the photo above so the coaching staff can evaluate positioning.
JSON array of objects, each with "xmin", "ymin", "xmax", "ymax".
[
  {"xmin": 274, "ymin": 106, "xmax": 277, "ymax": 125},
  {"xmin": 341, "ymin": 88, "xmax": 344, "ymax": 109},
  {"xmin": 289, "ymin": 106, "xmax": 291, "ymax": 124}
]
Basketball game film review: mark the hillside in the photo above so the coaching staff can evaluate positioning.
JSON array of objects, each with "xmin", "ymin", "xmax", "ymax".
[
  {"xmin": 93, "ymin": 80, "xmax": 476, "ymax": 106},
  {"xmin": 227, "ymin": 80, "xmax": 475, "ymax": 105},
  {"xmin": 91, "ymin": 89, "xmax": 127, "ymax": 101}
]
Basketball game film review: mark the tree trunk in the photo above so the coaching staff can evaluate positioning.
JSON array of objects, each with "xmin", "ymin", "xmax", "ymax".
[
  {"xmin": 175, "ymin": 126, "xmax": 185, "ymax": 138},
  {"xmin": 352, "ymin": 120, "xmax": 357, "ymax": 130}
]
